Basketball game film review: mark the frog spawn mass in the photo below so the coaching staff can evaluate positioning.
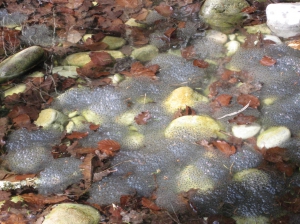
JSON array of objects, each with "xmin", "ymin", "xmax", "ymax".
[{"xmin": 5, "ymin": 40, "xmax": 300, "ymax": 218}]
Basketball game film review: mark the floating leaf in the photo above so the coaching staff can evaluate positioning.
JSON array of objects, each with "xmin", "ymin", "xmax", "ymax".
[
  {"xmin": 228, "ymin": 113, "xmax": 257, "ymax": 125},
  {"xmin": 260, "ymin": 55, "xmax": 276, "ymax": 66},
  {"xmin": 237, "ymin": 94, "xmax": 260, "ymax": 109},
  {"xmin": 66, "ymin": 131, "xmax": 89, "ymax": 140},
  {"xmin": 212, "ymin": 140, "xmax": 236, "ymax": 156},
  {"xmin": 154, "ymin": 4, "xmax": 173, "ymax": 17},
  {"xmin": 134, "ymin": 111, "xmax": 151, "ymax": 125},
  {"xmin": 193, "ymin": 59, "xmax": 209, "ymax": 68},
  {"xmin": 97, "ymin": 139, "xmax": 121, "ymax": 156},
  {"xmin": 214, "ymin": 94, "xmax": 232, "ymax": 106},
  {"xmin": 141, "ymin": 197, "xmax": 161, "ymax": 211}
]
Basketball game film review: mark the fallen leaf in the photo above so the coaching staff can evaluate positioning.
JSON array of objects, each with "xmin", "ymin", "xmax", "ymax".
[
  {"xmin": 134, "ymin": 111, "xmax": 151, "ymax": 125},
  {"xmin": 89, "ymin": 51, "xmax": 114, "ymax": 66},
  {"xmin": 193, "ymin": 59, "xmax": 209, "ymax": 68},
  {"xmin": 0, "ymin": 191, "xmax": 11, "ymax": 201},
  {"xmin": 181, "ymin": 45, "xmax": 196, "ymax": 60},
  {"xmin": 212, "ymin": 140, "xmax": 236, "ymax": 156},
  {"xmin": 121, "ymin": 62, "xmax": 159, "ymax": 78},
  {"xmin": 214, "ymin": 94, "xmax": 232, "ymax": 106},
  {"xmin": 89, "ymin": 123, "xmax": 100, "ymax": 131},
  {"xmin": 66, "ymin": 131, "xmax": 89, "ymax": 140},
  {"xmin": 97, "ymin": 139, "xmax": 121, "ymax": 156},
  {"xmin": 241, "ymin": 6, "xmax": 257, "ymax": 13},
  {"xmin": 80, "ymin": 153, "xmax": 95, "ymax": 188},
  {"xmin": 228, "ymin": 113, "xmax": 257, "ymax": 125},
  {"xmin": 237, "ymin": 94, "xmax": 260, "ymax": 109},
  {"xmin": 116, "ymin": 0, "xmax": 140, "ymax": 9},
  {"xmin": 260, "ymin": 55, "xmax": 276, "ymax": 66},
  {"xmin": 93, "ymin": 169, "xmax": 115, "ymax": 182},
  {"xmin": 164, "ymin": 27, "xmax": 176, "ymax": 41},
  {"xmin": 132, "ymin": 8, "xmax": 149, "ymax": 21},
  {"xmin": 154, "ymin": 4, "xmax": 173, "ymax": 17},
  {"xmin": 141, "ymin": 197, "xmax": 160, "ymax": 211},
  {"xmin": 22, "ymin": 193, "xmax": 68, "ymax": 205},
  {"xmin": 173, "ymin": 105, "xmax": 196, "ymax": 119},
  {"xmin": 177, "ymin": 21, "xmax": 186, "ymax": 28},
  {"xmin": 264, "ymin": 147, "xmax": 287, "ymax": 163},
  {"xmin": 276, "ymin": 162, "xmax": 294, "ymax": 177}
]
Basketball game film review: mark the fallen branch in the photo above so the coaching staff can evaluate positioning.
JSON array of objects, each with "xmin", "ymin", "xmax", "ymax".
[{"xmin": 217, "ymin": 101, "xmax": 251, "ymax": 120}]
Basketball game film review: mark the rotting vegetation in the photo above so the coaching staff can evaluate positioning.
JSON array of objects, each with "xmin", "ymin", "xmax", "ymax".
[{"xmin": 1, "ymin": 0, "xmax": 300, "ymax": 223}]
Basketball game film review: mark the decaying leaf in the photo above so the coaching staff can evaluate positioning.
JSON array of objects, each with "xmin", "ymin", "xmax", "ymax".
[
  {"xmin": 97, "ymin": 139, "xmax": 121, "ymax": 156},
  {"xmin": 214, "ymin": 94, "xmax": 232, "ymax": 107},
  {"xmin": 66, "ymin": 131, "xmax": 89, "ymax": 140},
  {"xmin": 173, "ymin": 105, "xmax": 196, "ymax": 119},
  {"xmin": 263, "ymin": 147, "xmax": 287, "ymax": 163},
  {"xmin": 141, "ymin": 197, "xmax": 160, "ymax": 211},
  {"xmin": 260, "ymin": 55, "xmax": 276, "ymax": 66},
  {"xmin": 121, "ymin": 62, "xmax": 159, "ymax": 78},
  {"xmin": 181, "ymin": 45, "xmax": 196, "ymax": 60},
  {"xmin": 193, "ymin": 59, "xmax": 209, "ymax": 68},
  {"xmin": 276, "ymin": 162, "xmax": 294, "ymax": 177},
  {"xmin": 228, "ymin": 113, "xmax": 257, "ymax": 125},
  {"xmin": 80, "ymin": 153, "xmax": 95, "ymax": 188},
  {"xmin": 134, "ymin": 111, "xmax": 151, "ymax": 125},
  {"xmin": 212, "ymin": 140, "xmax": 236, "ymax": 156},
  {"xmin": 154, "ymin": 4, "xmax": 173, "ymax": 17},
  {"xmin": 237, "ymin": 94, "xmax": 260, "ymax": 109},
  {"xmin": 89, "ymin": 123, "xmax": 100, "ymax": 131},
  {"xmin": 21, "ymin": 193, "xmax": 68, "ymax": 205}
]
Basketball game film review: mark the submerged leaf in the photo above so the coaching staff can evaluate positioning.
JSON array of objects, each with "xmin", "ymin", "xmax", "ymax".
[
  {"xmin": 237, "ymin": 94, "xmax": 260, "ymax": 109},
  {"xmin": 134, "ymin": 111, "xmax": 151, "ymax": 125},
  {"xmin": 97, "ymin": 139, "xmax": 121, "ymax": 156},
  {"xmin": 212, "ymin": 140, "xmax": 236, "ymax": 156},
  {"xmin": 260, "ymin": 55, "xmax": 276, "ymax": 66}
]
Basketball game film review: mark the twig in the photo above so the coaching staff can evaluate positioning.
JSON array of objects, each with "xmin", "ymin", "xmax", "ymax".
[{"xmin": 217, "ymin": 101, "xmax": 251, "ymax": 119}]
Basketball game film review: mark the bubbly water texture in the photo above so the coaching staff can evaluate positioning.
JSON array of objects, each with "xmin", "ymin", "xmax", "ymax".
[{"xmin": 5, "ymin": 44, "xmax": 300, "ymax": 217}]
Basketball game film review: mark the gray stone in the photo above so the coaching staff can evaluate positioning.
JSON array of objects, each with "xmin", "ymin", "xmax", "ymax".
[
  {"xmin": 266, "ymin": 3, "xmax": 300, "ymax": 38},
  {"xmin": 0, "ymin": 46, "xmax": 45, "ymax": 83},
  {"xmin": 42, "ymin": 203, "xmax": 100, "ymax": 224}
]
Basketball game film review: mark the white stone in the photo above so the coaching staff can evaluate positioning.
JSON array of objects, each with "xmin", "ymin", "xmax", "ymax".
[
  {"xmin": 232, "ymin": 123, "xmax": 261, "ymax": 139},
  {"xmin": 266, "ymin": 3, "xmax": 300, "ymax": 38},
  {"xmin": 257, "ymin": 126, "xmax": 291, "ymax": 149}
]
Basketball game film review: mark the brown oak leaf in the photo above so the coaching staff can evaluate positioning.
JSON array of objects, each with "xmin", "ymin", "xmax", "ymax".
[
  {"xmin": 260, "ymin": 55, "xmax": 276, "ymax": 66},
  {"xmin": 66, "ymin": 131, "xmax": 89, "ymax": 140},
  {"xmin": 141, "ymin": 197, "xmax": 161, "ymax": 211},
  {"xmin": 193, "ymin": 59, "xmax": 209, "ymax": 68},
  {"xmin": 121, "ymin": 62, "xmax": 159, "ymax": 78},
  {"xmin": 154, "ymin": 4, "xmax": 173, "ymax": 17},
  {"xmin": 214, "ymin": 94, "xmax": 232, "ymax": 107},
  {"xmin": 212, "ymin": 140, "xmax": 236, "ymax": 156}
]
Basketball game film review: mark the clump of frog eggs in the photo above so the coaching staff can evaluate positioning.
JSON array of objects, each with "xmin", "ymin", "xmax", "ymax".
[{"xmin": 4, "ymin": 14, "xmax": 300, "ymax": 221}]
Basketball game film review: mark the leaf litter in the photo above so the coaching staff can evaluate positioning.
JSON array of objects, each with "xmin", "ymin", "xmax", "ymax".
[{"xmin": 0, "ymin": 0, "xmax": 298, "ymax": 223}]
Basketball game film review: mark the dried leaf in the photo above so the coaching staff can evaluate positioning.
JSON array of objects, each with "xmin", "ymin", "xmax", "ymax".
[
  {"xmin": 173, "ymin": 105, "xmax": 196, "ymax": 119},
  {"xmin": 228, "ymin": 113, "xmax": 257, "ymax": 125},
  {"xmin": 241, "ymin": 6, "xmax": 257, "ymax": 13},
  {"xmin": 193, "ymin": 59, "xmax": 209, "ymax": 68},
  {"xmin": 264, "ymin": 147, "xmax": 287, "ymax": 163},
  {"xmin": 141, "ymin": 197, "xmax": 161, "ymax": 211},
  {"xmin": 237, "ymin": 94, "xmax": 260, "ymax": 109},
  {"xmin": 276, "ymin": 162, "xmax": 294, "ymax": 177},
  {"xmin": 116, "ymin": 0, "xmax": 140, "ymax": 9},
  {"xmin": 89, "ymin": 123, "xmax": 100, "ymax": 131},
  {"xmin": 66, "ymin": 131, "xmax": 89, "ymax": 140},
  {"xmin": 22, "ymin": 193, "xmax": 68, "ymax": 205},
  {"xmin": 93, "ymin": 169, "xmax": 115, "ymax": 182},
  {"xmin": 97, "ymin": 139, "xmax": 121, "ymax": 156},
  {"xmin": 164, "ymin": 27, "xmax": 176, "ymax": 40},
  {"xmin": 212, "ymin": 140, "xmax": 236, "ymax": 156},
  {"xmin": 214, "ymin": 94, "xmax": 232, "ymax": 106},
  {"xmin": 134, "ymin": 111, "xmax": 151, "ymax": 125},
  {"xmin": 80, "ymin": 153, "xmax": 95, "ymax": 188},
  {"xmin": 76, "ymin": 61, "xmax": 111, "ymax": 79},
  {"xmin": 89, "ymin": 51, "xmax": 114, "ymax": 66},
  {"xmin": 181, "ymin": 45, "xmax": 196, "ymax": 60},
  {"xmin": 154, "ymin": 4, "xmax": 173, "ymax": 17},
  {"xmin": 121, "ymin": 62, "xmax": 159, "ymax": 78},
  {"xmin": 0, "ymin": 191, "xmax": 11, "ymax": 201},
  {"xmin": 260, "ymin": 55, "xmax": 276, "ymax": 66}
]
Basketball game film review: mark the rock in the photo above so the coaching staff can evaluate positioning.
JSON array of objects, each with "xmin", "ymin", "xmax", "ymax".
[
  {"xmin": 257, "ymin": 126, "xmax": 291, "ymax": 149},
  {"xmin": 0, "ymin": 46, "xmax": 46, "ymax": 83},
  {"xmin": 4, "ymin": 84, "xmax": 26, "ymax": 97},
  {"xmin": 81, "ymin": 110, "xmax": 103, "ymax": 125},
  {"xmin": 63, "ymin": 51, "xmax": 124, "ymax": 67},
  {"xmin": 232, "ymin": 123, "xmax": 261, "ymax": 139},
  {"xmin": 163, "ymin": 87, "xmax": 208, "ymax": 113},
  {"xmin": 131, "ymin": 45, "xmax": 159, "ymax": 62},
  {"xmin": 176, "ymin": 165, "xmax": 214, "ymax": 193},
  {"xmin": 66, "ymin": 116, "xmax": 87, "ymax": 133},
  {"xmin": 125, "ymin": 18, "xmax": 146, "ymax": 27},
  {"xmin": 42, "ymin": 203, "xmax": 100, "ymax": 224},
  {"xmin": 233, "ymin": 168, "xmax": 270, "ymax": 185},
  {"xmin": 225, "ymin": 40, "xmax": 240, "ymax": 56},
  {"xmin": 244, "ymin": 23, "xmax": 271, "ymax": 34},
  {"xmin": 101, "ymin": 36, "xmax": 126, "ymax": 50},
  {"xmin": 200, "ymin": 0, "xmax": 249, "ymax": 33},
  {"xmin": 34, "ymin": 109, "xmax": 68, "ymax": 131},
  {"xmin": 206, "ymin": 30, "xmax": 228, "ymax": 44},
  {"xmin": 233, "ymin": 216, "xmax": 270, "ymax": 224},
  {"xmin": 165, "ymin": 115, "xmax": 223, "ymax": 141},
  {"xmin": 266, "ymin": 3, "xmax": 300, "ymax": 38},
  {"xmin": 52, "ymin": 66, "xmax": 79, "ymax": 78}
]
